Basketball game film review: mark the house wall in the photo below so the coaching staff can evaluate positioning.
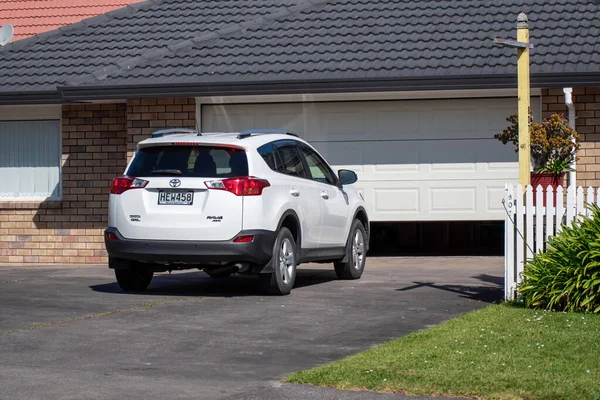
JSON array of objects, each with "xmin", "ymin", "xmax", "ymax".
[
  {"xmin": 1, "ymin": 90, "xmax": 597, "ymax": 265},
  {"xmin": 541, "ymin": 87, "xmax": 600, "ymax": 187},
  {"xmin": 0, "ymin": 98, "xmax": 195, "ymax": 264}
]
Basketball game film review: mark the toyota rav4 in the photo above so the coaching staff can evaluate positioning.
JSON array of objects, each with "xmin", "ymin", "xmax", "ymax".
[{"xmin": 105, "ymin": 128, "xmax": 369, "ymax": 295}]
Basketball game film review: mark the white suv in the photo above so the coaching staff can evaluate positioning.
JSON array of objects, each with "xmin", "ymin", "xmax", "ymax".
[{"xmin": 105, "ymin": 128, "xmax": 369, "ymax": 295}]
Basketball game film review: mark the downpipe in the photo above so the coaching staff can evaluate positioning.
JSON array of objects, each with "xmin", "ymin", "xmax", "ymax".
[{"xmin": 563, "ymin": 87, "xmax": 576, "ymax": 188}]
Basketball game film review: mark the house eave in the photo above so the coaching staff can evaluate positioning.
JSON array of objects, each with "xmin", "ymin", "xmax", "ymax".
[
  {"xmin": 57, "ymin": 73, "xmax": 600, "ymax": 101},
  {"xmin": 0, "ymin": 91, "xmax": 63, "ymax": 105},
  {"xmin": 2, "ymin": 73, "xmax": 599, "ymax": 105}
]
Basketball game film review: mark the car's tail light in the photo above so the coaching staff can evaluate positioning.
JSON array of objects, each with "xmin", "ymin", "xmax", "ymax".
[
  {"xmin": 110, "ymin": 176, "xmax": 148, "ymax": 194},
  {"xmin": 205, "ymin": 177, "xmax": 270, "ymax": 196},
  {"xmin": 233, "ymin": 235, "xmax": 254, "ymax": 243}
]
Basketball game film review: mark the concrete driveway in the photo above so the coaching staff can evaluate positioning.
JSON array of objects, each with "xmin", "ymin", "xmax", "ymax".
[{"xmin": 0, "ymin": 258, "xmax": 502, "ymax": 400}]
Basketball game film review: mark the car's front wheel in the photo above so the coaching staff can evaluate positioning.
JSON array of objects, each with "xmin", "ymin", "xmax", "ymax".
[
  {"xmin": 114, "ymin": 265, "xmax": 153, "ymax": 292},
  {"xmin": 334, "ymin": 219, "xmax": 367, "ymax": 280},
  {"xmin": 259, "ymin": 227, "xmax": 297, "ymax": 295}
]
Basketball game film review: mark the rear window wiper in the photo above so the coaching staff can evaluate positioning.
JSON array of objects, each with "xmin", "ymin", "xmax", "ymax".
[{"xmin": 149, "ymin": 169, "xmax": 183, "ymax": 176}]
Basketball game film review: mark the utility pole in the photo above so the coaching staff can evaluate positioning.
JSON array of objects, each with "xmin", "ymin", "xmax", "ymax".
[{"xmin": 495, "ymin": 13, "xmax": 533, "ymax": 188}]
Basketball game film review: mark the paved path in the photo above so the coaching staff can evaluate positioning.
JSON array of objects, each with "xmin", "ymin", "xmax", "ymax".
[{"xmin": 0, "ymin": 257, "xmax": 502, "ymax": 399}]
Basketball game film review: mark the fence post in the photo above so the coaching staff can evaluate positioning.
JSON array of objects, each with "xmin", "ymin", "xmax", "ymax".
[
  {"xmin": 566, "ymin": 186, "xmax": 575, "ymax": 226},
  {"xmin": 576, "ymin": 186, "xmax": 584, "ymax": 220},
  {"xmin": 516, "ymin": 185, "xmax": 525, "ymax": 287},
  {"xmin": 505, "ymin": 184, "xmax": 515, "ymax": 300},
  {"xmin": 535, "ymin": 185, "xmax": 543, "ymax": 253},
  {"xmin": 556, "ymin": 186, "xmax": 565, "ymax": 233},
  {"xmin": 545, "ymin": 185, "xmax": 554, "ymax": 243},
  {"xmin": 525, "ymin": 185, "xmax": 534, "ymax": 265},
  {"xmin": 586, "ymin": 187, "xmax": 594, "ymax": 217}
]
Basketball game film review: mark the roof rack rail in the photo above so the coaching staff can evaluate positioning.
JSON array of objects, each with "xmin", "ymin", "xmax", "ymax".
[
  {"xmin": 151, "ymin": 128, "xmax": 200, "ymax": 138},
  {"xmin": 237, "ymin": 128, "xmax": 298, "ymax": 139}
]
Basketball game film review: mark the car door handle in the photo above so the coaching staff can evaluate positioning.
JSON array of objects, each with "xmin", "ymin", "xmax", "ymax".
[
  {"xmin": 321, "ymin": 191, "xmax": 329, "ymax": 200},
  {"xmin": 290, "ymin": 189, "xmax": 300, "ymax": 197}
]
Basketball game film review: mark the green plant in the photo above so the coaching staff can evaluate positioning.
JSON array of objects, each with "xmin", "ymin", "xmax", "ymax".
[
  {"xmin": 494, "ymin": 110, "xmax": 579, "ymax": 173},
  {"xmin": 518, "ymin": 204, "xmax": 600, "ymax": 313},
  {"xmin": 536, "ymin": 156, "xmax": 575, "ymax": 174}
]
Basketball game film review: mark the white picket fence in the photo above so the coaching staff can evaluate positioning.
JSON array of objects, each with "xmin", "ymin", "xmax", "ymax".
[{"xmin": 504, "ymin": 184, "xmax": 600, "ymax": 301}]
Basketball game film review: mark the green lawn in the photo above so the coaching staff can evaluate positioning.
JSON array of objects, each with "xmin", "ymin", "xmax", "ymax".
[{"xmin": 286, "ymin": 305, "xmax": 600, "ymax": 400}]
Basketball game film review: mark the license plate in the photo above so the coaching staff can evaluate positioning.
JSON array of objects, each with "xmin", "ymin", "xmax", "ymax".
[{"xmin": 158, "ymin": 191, "xmax": 194, "ymax": 205}]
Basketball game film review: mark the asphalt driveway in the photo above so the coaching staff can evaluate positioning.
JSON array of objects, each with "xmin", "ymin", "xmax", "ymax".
[{"xmin": 0, "ymin": 258, "xmax": 502, "ymax": 400}]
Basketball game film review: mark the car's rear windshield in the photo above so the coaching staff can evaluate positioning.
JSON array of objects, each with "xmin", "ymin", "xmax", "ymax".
[{"xmin": 126, "ymin": 145, "xmax": 248, "ymax": 178}]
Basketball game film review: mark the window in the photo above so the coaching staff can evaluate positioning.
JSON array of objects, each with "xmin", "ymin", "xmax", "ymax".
[
  {"xmin": 257, "ymin": 143, "xmax": 277, "ymax": 171},
  {"xmin": 300, "ymin": 146, "xmax": 337, "ymax": 185},
  {"xmin": 126, "ymin": 145, "xmax": 248, "ymax": 178},
  {"xmin": 273, "ymin": 144, "xmax": 307, "ymax": 178},
  {"xmin": 0, "ymin": 120, "xmax": 61, "ymax": 199}
]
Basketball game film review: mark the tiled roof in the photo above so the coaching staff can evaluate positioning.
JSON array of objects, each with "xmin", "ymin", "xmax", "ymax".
[
  {"xmin": 0, "ymin": 0, "xmax": 143, "ymax": 41},
  {"xmin": 0, "ymin": 0, "xmax": 599, "ymax": 102}
]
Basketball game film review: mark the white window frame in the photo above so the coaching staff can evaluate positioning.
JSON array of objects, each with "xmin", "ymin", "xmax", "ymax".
[{"xmin": 0, "ymin": 105, "xmax": 62, "ymax": 201}]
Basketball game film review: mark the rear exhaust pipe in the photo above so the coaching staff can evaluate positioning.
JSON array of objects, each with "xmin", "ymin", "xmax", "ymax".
[{"xmin": 235, "ymin": 262, "xmax": 250, "ymax": 273}]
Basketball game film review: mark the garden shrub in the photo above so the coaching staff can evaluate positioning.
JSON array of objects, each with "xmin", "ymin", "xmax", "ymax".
[{"xmin": 518, "ymin": 204, "xmax": 600, "ymax": 313}]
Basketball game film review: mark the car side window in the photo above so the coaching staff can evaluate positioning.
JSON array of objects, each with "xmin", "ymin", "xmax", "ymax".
[
  {"xmin": 257, "ymin": 143, "xmax": 277, "ymax": 171},
  {"xmin": 273, "ymin": 144, "xmax": 307, "ymax": 178},
  {"xmin": 300, "ymin": 145, "xmax": 337, "ymax": 185}
]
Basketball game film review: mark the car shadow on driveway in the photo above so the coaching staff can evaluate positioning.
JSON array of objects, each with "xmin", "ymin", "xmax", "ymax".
[{"xmin": 89, "ymin": 268, "xmax": 339, "ymax": 297}]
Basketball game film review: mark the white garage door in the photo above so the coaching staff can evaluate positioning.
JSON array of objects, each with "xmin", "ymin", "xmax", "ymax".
[{"xmin": 202, "ymin": 98, "xmax": 540, "ymax": 221}]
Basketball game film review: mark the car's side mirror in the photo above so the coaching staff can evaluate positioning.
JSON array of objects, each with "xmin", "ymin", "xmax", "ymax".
[{"xmin": 338, "ymin": 169, "xmax": 357, "ymax": 186}]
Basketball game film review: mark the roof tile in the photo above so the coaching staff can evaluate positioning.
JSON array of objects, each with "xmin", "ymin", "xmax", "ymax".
[
  {"xmin": 0, "ymin": 0, "xmax": 598, "ymax": 97},
  {"xmin": 0, "ymin": 0, "xmax": 144, "ymax": 41}
]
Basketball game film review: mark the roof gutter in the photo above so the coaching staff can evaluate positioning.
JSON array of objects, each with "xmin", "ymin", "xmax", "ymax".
[
  {"xmin": 0, "ymin": 91, "xmax": 63, "ymax": 105},
  {"xmin": 2, "ymin": 73, "xmax": 599, "ymax": 105},
  {"xmin": 57, "ymin": 73, "xmax": 600, "ymax": 102}
]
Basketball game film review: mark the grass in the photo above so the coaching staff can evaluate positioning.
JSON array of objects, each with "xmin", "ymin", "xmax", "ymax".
[{"xmin": 285, "ymin": 304, "xmax": 600, "ymax": 400}]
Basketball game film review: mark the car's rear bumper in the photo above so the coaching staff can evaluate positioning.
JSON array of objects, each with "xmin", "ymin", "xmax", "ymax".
[{"xmin": 104, "ymin": 227, "xmax": 276, "ymax": 265}]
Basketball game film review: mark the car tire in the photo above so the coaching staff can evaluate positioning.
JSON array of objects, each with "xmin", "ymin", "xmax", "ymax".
[
  {"xmin": 259, "ymin": 227, "xmax": 297, "ymax": 295},
  {"xmin": 114, "ymin": 265, "xmax": 153, "ymax": 292},
  {"xmin": 334, "ymin": 219, "xmax": 367, "ymax": 280}
]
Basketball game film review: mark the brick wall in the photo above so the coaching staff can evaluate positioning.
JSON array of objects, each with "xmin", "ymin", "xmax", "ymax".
[
  {"xmin": 0, "ymin": 103, "xmax": 127, "ymax": 264},
  {"xmin": 541, "ymin": 87, "xmax": 600, "ymax": 187},
  {"xmin": 127, "ymin": 98, "xmax": 196, "ymax": 161},
  {"xmin": 0, "ymin": 98, "xmax": 196, "ymax": 264}
]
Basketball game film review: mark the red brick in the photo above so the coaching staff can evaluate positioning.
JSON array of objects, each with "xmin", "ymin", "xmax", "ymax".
[{"xmin": 157, "ymin": 98, "xmax": 175, "ymax": 105}]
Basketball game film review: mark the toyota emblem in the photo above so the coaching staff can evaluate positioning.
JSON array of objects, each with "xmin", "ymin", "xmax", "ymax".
[{"xmin": 169, "ymin": 179, "xmax": 181, "ymax": 188}]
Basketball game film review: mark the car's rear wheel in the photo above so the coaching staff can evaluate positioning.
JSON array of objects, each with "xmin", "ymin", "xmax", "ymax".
[
  {"xmin": 334, "ymin": 219, "xmax": 367, "ymax": 280},
  {"xmin": 114, "ymin": 265, "xmax": 153, "ymax": 292},
  {"xmin": 259, "ymin": 227, "xmax": 297, "ymax": 295}
]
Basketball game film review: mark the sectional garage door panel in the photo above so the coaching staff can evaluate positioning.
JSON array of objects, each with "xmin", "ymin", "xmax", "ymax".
[{"xmin": 202, "ymin": 98, "xmax": 540, "ymax": 221}]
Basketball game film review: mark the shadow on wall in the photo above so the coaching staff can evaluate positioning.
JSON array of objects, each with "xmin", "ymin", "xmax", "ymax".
[{"xmin": 29, "ymin": 103, "xmax": 129, "ymax": 264}]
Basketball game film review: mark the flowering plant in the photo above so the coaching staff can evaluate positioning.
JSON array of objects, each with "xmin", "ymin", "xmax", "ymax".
[{"xmin": 494, "ymin": 110, "xmax": 579, "ymax": 174}]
